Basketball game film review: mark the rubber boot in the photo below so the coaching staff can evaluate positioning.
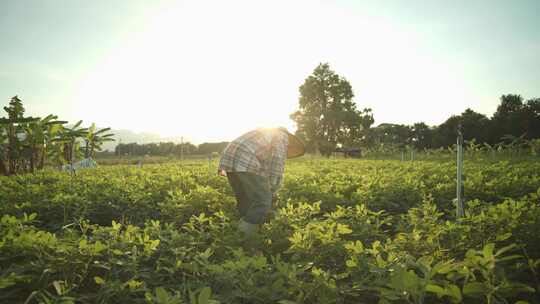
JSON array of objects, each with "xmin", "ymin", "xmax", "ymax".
[
  {"xmin": 238, "ymin": 219, "xmax": 258, "ymax": 236},
  {"xmin": 238, "ymin": 219, "xmax": 263, "ymax": 255}
]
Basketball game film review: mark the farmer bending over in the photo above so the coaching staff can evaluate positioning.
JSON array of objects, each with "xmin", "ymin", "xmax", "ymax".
[{"xmin": 218, "ymin": 127, "xmax": 305, "ymax": 236}]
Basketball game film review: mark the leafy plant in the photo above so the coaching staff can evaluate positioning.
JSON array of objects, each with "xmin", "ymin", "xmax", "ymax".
[
  {"xmin": 84, "ymin": 123, "xmax": 114, "ymax": 158},
  {"xmin": 1, "ymin": 158, "xmax": 540, "ymax": 303}
]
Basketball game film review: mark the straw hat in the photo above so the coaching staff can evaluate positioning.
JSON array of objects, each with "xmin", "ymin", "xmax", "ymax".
[{"xmin": 277, "ymin": 127, "xmax": 305, "ymax": 159}]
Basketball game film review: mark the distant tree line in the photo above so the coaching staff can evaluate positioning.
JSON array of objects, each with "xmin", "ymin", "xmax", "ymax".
[
  {"xmin": 114, "ymin": 141, "xmax": 229, "ymax": 156},
  {"xmin": 115, "ymin": 91, "xmax": 539, "ymax": 158},
  {"xmin": 362, "ymin": 94, "xmax": 540, "ymax": 152},
  {"xmin": 291, "ymin": 63, "xmax": 540, "ymax": 156}
]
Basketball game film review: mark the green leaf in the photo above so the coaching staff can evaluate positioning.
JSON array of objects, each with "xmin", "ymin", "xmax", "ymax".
[
  {"xmin": 52, "ymin": 281, "xmax": 63, "ymax": 295},
  {"xmin": 425, "ymin": 284, "xmax": 445, "ymax": 297},
  {"xmin": 495, "ymin": 232, "xmax": 512, "ymax": 241},
  {"xmin": 125, "ymin": 280, "xmax": 143, "ymax": 290},
  {"xmin": 463, "ymin": 282, "xmax": 486, "ymax": 297},
  {"xmin": 155, "ymin": 287, "xmax": 169, "ymax": 303},
  {"xmin": 0, "ymin": 272, "xmax": 22, "ymax": 288},
  {"xmin": 345, "ymin": 240, "xmax": 364, "ymax": 254},
  {"xmin": 417, "ymin": 256, "xmax": 433, "ymax": 268},
  {"xmin": 433, "ymin": 260, "xmax": 454, "ymax": 274},
  {"xmin": 497, "ymin": 254, "xmax": 522, "ymax": 262},
  {"xmin": 346, "ymin": 259, "xmax": 357, "ymax": 268},
  {"xmin": 447, "ymin": 284, "xmax": 462, "ymax": 302},
  {"xmin": 500, "ymin": 282, "xmax": 536, "ymax": 294},
  {"xmin": 390, "ymin": 268, "xmax": 418, "ymax": 292},
  {"xmin": 483, "ymin": 243, "xmax": 495, "ymax": 259},
  {"xmin": 336, "ymin": 223, "xmax": 352, "ymax": 235},
  {"xmin": 198, "ymin": 287, "xmax": 211, "ymax": 304},
  {"xmin": 93, "ymin": 241, "xmax": 107, "ymax": 254},
  {"xmin": 94, "ymin": 276, "xmax": 105, "ymax": 285},
  {"xmin": 72, "ymin": 120, "xmax": 83, "ymax": 129},
  {"xmin": 495, "ymin": 244, "xmax": 517, "ymax": 257},
  {"xmin": 94, "ymin": 128, "xmax": 112, "ymax": 135},
  {"xmin": 111, "ymin": 220, "xmax": 121, "ymax": 230},
  {"xmin": 189, "ymin": 289, "xmax": 197, "ymax": 304},
  {"xmin": 465, "ymin": 249, "xmax": 476, "ymax": 259}
]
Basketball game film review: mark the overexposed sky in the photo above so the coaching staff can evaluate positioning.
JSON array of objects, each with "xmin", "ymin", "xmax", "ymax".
[{"xmin": 1, "ymin": 0, "xmax": 539, "ymax": 143}]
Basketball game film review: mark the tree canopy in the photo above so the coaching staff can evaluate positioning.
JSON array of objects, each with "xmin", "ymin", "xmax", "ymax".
[
  {"xmin": 290, "ymin": 65, "xmax": 540, "ymax": 155},
  {"xmin": 290, "ymin": 63, "xmax": 374, "ymax": 156}
]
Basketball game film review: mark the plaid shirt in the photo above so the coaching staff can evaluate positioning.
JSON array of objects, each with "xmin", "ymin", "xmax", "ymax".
[{"xmin": 219, "ymin": 128, "xmax": 288, "ymax": 193}]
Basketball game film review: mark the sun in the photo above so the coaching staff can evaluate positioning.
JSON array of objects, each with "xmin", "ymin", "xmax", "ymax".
[
  {"xmin": 73, "ymin": 1, "xmax": 302, "ymax": 142},
  {"xmin": 73, "ymin": 0, "xmax": 473, "ymax": 142}
]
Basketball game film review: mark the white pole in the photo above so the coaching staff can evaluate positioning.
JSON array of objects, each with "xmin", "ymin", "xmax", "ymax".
[
  {"xmin": 180, "ymin": 136, "xmax": 184, "ymax": 162},
  {"xmin": 456, "ymin": 125, "xmax": 464, "ymax": 218},
  {"xmin": 208, "ymin": 154, "xmax": 212, "ymax": 177}
]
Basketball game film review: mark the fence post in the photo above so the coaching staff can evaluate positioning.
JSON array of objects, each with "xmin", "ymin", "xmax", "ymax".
[
  {"xmin": 456, "ymin": 124, "xmax": 465, "ymax": 218},
  {"xmin": 208, "ymin": 154, "xmax": 212, "ymax": 177}
]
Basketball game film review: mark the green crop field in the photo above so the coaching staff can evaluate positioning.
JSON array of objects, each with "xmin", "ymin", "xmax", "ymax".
[{"xmin": 1, "ymin": 158, "xmax": 540, "ymax": 303}]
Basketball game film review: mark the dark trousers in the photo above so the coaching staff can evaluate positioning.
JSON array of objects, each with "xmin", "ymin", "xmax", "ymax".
[{"xmin": 226, "ymin": 172, "xmax": 272, "ymax": 225}]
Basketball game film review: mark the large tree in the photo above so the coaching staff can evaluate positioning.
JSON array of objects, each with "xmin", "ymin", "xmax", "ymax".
[
  {"xmin": 459, "ymin": 108, "xmax": 491, "ymax": 143},
  {"xmin": 290, "ymin": 63, "xmax": 372, "ymax": 156},
  {"xmin": 490, "ymin": 94, "xmax": 528, "ymax": 142},
  {"xmin": 410, "ymin": 122, "xmax": 433, "ymax": 150},
  {"xmin": 431, "ymin": 108, "xmax": 490, "ymax": 148},
  {"xmin": 523, "ymin": 98, "xmax": 540, "ymax": 139},
  {"xmin": 369, "ymin": 123, "xmax": 412, "ymax": 149}
]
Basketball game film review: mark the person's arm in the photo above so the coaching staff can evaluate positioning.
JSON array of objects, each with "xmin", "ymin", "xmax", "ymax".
[
  {"xmin": 217, "ymin": 142, "xmax": 235, "ymax": 176},
  {"xmin": 268, "ymin": 131, "xmax": 288, "ymax": 194}
]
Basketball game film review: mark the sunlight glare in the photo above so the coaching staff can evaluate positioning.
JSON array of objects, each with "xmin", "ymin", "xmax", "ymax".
[{"xmin": 74, "ymin": 0, "xmax": 475, "ymax": 142}]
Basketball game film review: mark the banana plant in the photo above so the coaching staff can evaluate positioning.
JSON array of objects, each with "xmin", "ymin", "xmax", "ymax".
[
  {"xmin": 494, "ymin": 142, "xmax": 505, "ymax": 153},
  {"xmin": 500, "ymin": 134, "xmax": 528, "ymax": 157},
  {"xmin": 482, "ymin": 143, "xmax": 497, "ymax": 160},
  {"xmin": 22, "ymin": 115, "xmax": 67, "ymax": 171},
  {"xmin": 83, "ymin": 123, "xmax": 115, "ymax": 158},
  {"xmin": 0, "ymin": 96, "xmax": 39, "ymax": 175},
  {"xmin": 43, "ymin": 118, "xmax": 66, "ymax": 168},
  {"xmin": 1, "ymin": 96, "xmax": 114, "ymax": 173},
  {"xmin": 465, "ymin": 139, "xmax": 485, "ymax": 159},
  {"xmin": 55, "ymin": 121, "xmax": 88, "ymax": 168}
]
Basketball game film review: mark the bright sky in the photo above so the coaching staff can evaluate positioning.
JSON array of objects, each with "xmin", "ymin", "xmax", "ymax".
[{"xmin": 1, "ymin": 0, "xmax": 539, "ymax": 143}]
